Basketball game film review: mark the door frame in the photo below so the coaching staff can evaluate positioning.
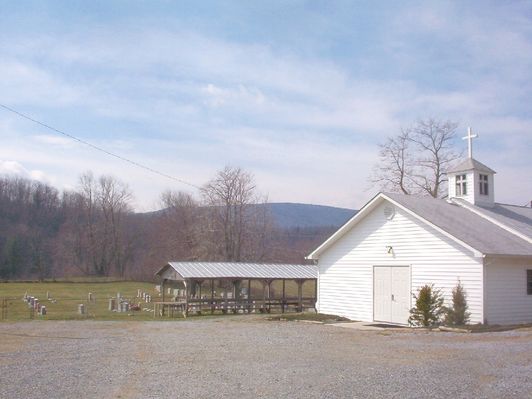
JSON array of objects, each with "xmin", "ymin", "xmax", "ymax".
[{"xmin": 372, "ymin": 265, "xmax": 412, "ymax": 325}]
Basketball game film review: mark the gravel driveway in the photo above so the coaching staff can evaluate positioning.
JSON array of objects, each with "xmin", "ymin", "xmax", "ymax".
[{"xmin": 0, "ymin": 316, "xmax": 531, "ymax": 398}]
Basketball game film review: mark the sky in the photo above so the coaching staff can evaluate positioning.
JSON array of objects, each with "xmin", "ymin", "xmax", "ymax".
[{"xmin": 1, "ymin": 1, "xmax": 531, "ymax": 211}]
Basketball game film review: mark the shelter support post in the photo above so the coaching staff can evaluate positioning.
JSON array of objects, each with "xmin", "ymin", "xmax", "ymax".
[
  {"xmin": 297, "ymin": 280, "xmax": 304, "ymax": 312},
  {"xmin": 184, "ymin": 280, "xmax": 189, "ymax": 317},
  {"xmin": 197, "ymin": 280, "xmax": 203, "ymax": 314},
  {"xmin": 233, "ymin": 280, "xmax": 241, "ymax": 314},
  {"xmin": 248, "ymin": 279, "xmax": 252, "ymax": 313},
  {"xmin": 223, "ymin": 283, "xmax": 228, "ymax": 314},
  {"xmin": 263, "ymin": 279, "xmax": 272, "ymax": 313},
  {"xmin": 282, "ymin": 279, "xmax": 286, "ymax": 314},
  {"xmin": 211, "ymin": 279, "xmax": 215, "ymax": 314},
  {"xmin": 161, "ymin": 279, "xmax": 166, "ymax": 316}
]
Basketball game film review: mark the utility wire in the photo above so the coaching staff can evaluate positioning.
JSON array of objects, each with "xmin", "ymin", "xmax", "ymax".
[{"xmin": 0, "ymin": 103, "xmax": 201, "ymax": 190}]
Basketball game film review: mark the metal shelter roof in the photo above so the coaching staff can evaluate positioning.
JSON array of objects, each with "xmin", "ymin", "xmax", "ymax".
[{"xmin": 156, "ymin": 262, "xmax": 318, "ymax": 280}]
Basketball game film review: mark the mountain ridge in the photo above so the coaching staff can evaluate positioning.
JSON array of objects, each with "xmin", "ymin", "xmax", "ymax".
[
  {"xmin": 262, "ymin": 202, "xmax": 357, "ymax": 229},
  {"xmin": 140, "ymin": 202, "xmax": 358, "ymax": 229}
]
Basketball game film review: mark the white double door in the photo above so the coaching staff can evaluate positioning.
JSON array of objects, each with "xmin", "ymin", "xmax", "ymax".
[{"xmin": 373, "ymin": 266, "xmax": 410, "ymax": 324}]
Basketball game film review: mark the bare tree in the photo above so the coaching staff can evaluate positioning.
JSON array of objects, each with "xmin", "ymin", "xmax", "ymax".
[
  {"xmin": 72, "ymin": 172, "xmax": 133, "ymax": 276},
  {"xmin": 98, "ymin": 176, "xmax": 133, "ymax": 277},
  {"xmin": 371, "ymin": 128, "xmax": 413, "ymax": 195},
  {"xmin": 371, "ymin": 118, "xmax": 460, "ymax": 198},
  {"xmin": 159, "ymin": 190, "xmax": 200, "ymax": 260},
  {"xmin": 200, "ymin": 166, "xmax": 272, "ymax": 261}
]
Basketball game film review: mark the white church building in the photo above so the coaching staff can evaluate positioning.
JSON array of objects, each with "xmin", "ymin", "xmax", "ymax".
[{"xmin": 307, "ymin": 130, "xmax": 532, "ymax": 325}]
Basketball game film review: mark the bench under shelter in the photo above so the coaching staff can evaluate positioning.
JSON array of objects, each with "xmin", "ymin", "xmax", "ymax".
[{"xmin": 154, "ymin": 262, "xmax": 318, "ymax": 317}]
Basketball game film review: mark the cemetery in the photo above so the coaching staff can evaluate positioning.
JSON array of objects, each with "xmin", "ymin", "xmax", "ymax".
[
  {"xmin": 0, "ymin": 281, "xmax": 159, "ymax": 321},
  {"xmin": 0, "ymin": 262, "xmax": 318, "ymax": 321}
]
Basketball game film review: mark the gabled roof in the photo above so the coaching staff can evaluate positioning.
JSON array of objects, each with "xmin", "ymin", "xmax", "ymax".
[
  {"xmin": 385, "ymin": 193, "xmax": 531, "ymax": 256},
  {"xmin": 156, "ymin": 262, "xmax": 318, "ymax": 280},
  {"xmin": 307, "ymin": 192, "xmax": 532, "ymax": 259},
  {"xmin": 453, "ymin": 199, "xmax": 532, "ymax": 241},
  {"xmin": 447, "ymin": 158, "xmax": 496, "ymax": 174}
]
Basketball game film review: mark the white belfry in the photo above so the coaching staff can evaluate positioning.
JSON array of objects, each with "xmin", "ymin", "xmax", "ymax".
[{"xmin": 462, "ymin": 127, "xmax": 478, "ymax": 158}]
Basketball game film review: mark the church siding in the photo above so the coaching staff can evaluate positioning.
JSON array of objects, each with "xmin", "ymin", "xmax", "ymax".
[
  {"xmin": 485, "ymin": 257, "xmax": 532, "ymax": 324},
  {"xmin": 317, "ymin": 200, "xmax": 484, "ymax": 324}
]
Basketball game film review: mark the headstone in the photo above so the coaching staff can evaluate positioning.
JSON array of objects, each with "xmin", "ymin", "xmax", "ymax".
[
  {"xmin": 46, "ymin": 291, "xmax": 50, "ymax": 300},
  {"xmin": 88, "ymin": 292, "xmax": 93, "ymax": 302},
  {"xmin": 108, "ymin": 298, "xmax": 116, "ymax": 311},
  {"xmin": 33, "ymin": 299, "xmax": 39, "ymax": 310},
  {"xmin": 137, "ymin": 289, "xmax": 141, "ymax": 298},
  {"xmin": 146, "ymin": 295, "xmax": 151, "ymax": 303},
  {"xmin": 78, "ymin": 304, "xmax": 85, "ymax": 315},
  {"xmin": 142, "ymin": 292, "xmax": 146, "ymax": 300},
  {"xmin": 40, "ymin": 306, "xmax": 46, "ymax": 316},
  {"xmin": 117, "ymin": 293, "xmax": 121, "ymax": 301}
]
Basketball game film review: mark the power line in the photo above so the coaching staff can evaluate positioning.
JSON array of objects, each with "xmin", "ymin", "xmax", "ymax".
[{"xmin": 0, "ymin": 103, "xmax": 201, "ymax": 190}]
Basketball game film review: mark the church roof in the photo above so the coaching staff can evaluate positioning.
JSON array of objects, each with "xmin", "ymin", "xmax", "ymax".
[
  {"xmin": 308, "ymin": 192, "xmax": 532, "ymax": 259},
  {"xmin": 473, "ymin": 202, "xmax": 532, "ymax": 238},
  {"xmin": 447, "ymin": 158, "xmax": 496, "ymax": 174},
  {"xmin": 385, "ymin": 193, "xmax": 531, "ymax": 256}
]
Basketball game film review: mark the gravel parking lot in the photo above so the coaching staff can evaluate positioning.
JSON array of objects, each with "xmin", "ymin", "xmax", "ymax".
[{"xmin": 1, "ymin": 316, "xmax": 531, "ymax": 399}]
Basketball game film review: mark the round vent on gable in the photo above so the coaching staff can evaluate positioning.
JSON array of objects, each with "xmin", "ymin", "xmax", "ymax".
[{"xmin": 383, "ymin": 204, "xmax": 395, "ymax": 220}]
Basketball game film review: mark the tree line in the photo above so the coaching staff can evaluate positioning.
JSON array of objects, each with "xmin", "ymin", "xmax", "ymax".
[
  {"xmin": 1, "ymin": 117, "xmax": 460, "ymax": 280},
  {"xmin": 0, "ymin": 166, "xmax": 329, "ymax": 280}
]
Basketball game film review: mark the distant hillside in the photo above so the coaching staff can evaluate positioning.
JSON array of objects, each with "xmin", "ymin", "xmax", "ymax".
[
  {"xmin": 264, "ymin": 202, "xmax": 357, "ymax": 229},
  {"xmin": 144, "ymin": 202, "xmax": 358, "ymax": 229}
]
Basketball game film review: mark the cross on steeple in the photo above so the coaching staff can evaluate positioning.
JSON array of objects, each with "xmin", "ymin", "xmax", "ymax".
[{"xmin": 462, "ymin": 127, "xmax": 478, "ymax": 159}]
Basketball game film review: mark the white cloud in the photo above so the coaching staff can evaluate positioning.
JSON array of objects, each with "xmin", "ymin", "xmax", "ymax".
[
  {"xmin": 0, "ymin": 60, "xmax": 84, "ymax": 107},
  {"xmin": 202, "ymin": 83, "xmax": 266, "ymax": 108},
  {"xmin": 33, "ymin": 135, "xmax": 77, "ymax": 148},
  {"xmin": 0, "ymin": 160, "xmax": 51, "ymax": 183},
  {"xmin": 0, "ymin": 160, "xmax": 27, "ymax": 175}
]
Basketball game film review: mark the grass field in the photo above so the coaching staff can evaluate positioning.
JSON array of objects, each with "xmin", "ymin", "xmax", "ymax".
[
  {"xmin": 0, "ymin": 280, "xmax": 161, "ymax": 321},
  {"xmin": 0, "ymin": 278, "xmax": 317, "ymax": 321}
]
